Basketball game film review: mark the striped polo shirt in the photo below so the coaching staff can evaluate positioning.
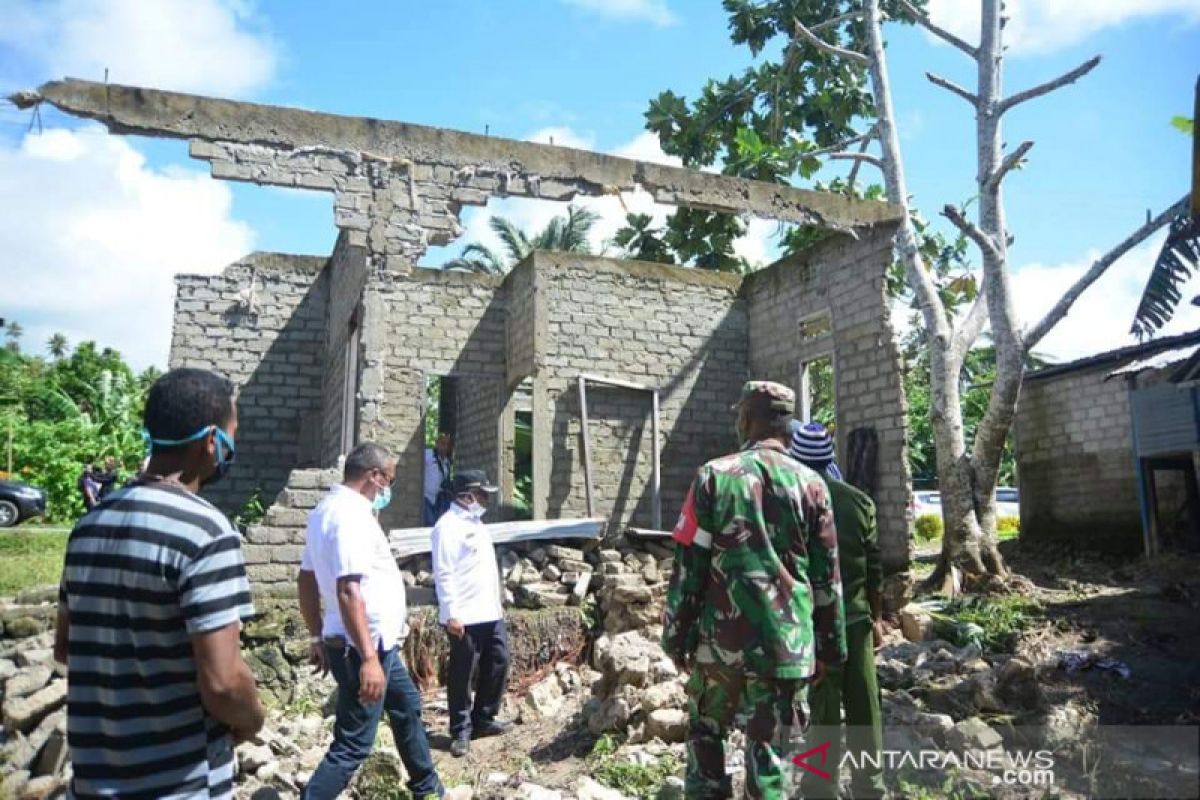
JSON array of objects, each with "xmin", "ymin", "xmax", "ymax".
[{"xmin": 60, "ymin": 481, "xmax": 255, "ymax": 800}]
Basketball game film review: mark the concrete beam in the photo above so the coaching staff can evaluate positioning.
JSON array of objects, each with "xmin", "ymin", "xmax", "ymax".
[{"xmin": 17, "ymin": 79, "xmax": 904, "ymax": 231}]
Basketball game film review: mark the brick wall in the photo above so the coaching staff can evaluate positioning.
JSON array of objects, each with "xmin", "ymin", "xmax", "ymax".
[
  {"xmin": 368, "ymin": 269, "xmax": 508, "ymax": 529},
  {"xmin": 1016, "ymin": 366, "xmax": 1147, "ymax": 551},
  {"xmin": 170, "ymin": 252, "xmax": 329, "ymax": 515},
  {"xmin": 742, "ymin": 226, "xmax": 910, "ymax": 572},
  {"xmin": 243, "ymin": 466, "xmax": 341, "ymax": 594},
  {"xmin": 531, "ymin": 252, "xmax": 748, "ymax": 532}
]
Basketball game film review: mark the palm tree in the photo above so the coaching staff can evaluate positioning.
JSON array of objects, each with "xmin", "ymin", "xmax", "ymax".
[
  {"xmin": 614, "ymin": 213, "xmax": 674, "ymax": 264},
  {"xmin": 47, "ymin": 333, "xmax": 68, "ymax": 360},
  {"xmin": 446, "ymin": 205, "xmax": 600, "ymax": 274},
  {"xmin": 4, "ymin": 322, "xmax": 22, "ymax": 353}
]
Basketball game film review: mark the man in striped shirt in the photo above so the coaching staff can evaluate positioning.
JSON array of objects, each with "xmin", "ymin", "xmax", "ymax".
[{"xmin": 54, "ymin": 368, "xmax": 264, "ymax": 800}]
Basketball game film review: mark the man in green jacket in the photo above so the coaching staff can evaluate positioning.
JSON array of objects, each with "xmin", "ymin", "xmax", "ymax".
[
  {"xmin": 790, "ymin": 422, "xmax": 886, "ymax": 799},
  {"xmin": 664, "ymin": 383, "xmax": 847, "ymax": 799}
]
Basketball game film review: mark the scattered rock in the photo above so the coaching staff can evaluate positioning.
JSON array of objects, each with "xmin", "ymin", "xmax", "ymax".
[
  {"xmin": 518, "ymin": 782, "xmax": 563, "ymax": 800},
  {"xmin": 3, "ymin": 679, "xmax": 66, "ymax": 733},
  {"xmin": 645, "ymin": 709, "xmax": 687, "ymax": 743},
  {"xmin": 640, "ymin": 681, "xmax": 685, "ymax": 714},
  {"xmin": 899, "ymin": 606, "xmax": 934, "ymax": 642},
  {"xmin": 237, "ymin": 742, "xmax": 275, "ymax": 774},
  {"xmin": 36, "ymin": 729, "xmax": 68, "ymax": 777},
  {"xmin": 523, "ymin": 674, "xmax": 565, "ymax": 720},
  {"xmin": 948, "ymin": 716, "xmax": 1003, "ymax": 751},
  {"xmin": 996, "ymin": 657, "xmax": 1044, "ymax": 711},
  {"xmin": 4, "ymin": 666, "xmax": 51, "ymax": 700},
  {"xmin": 0, "ymin": 657, "xmax": 17, "ymax": 682},
  {"xmin": 3, "ymin": 617, "xmax": 48, "ymax": 640},
  {"xmin": 575, "ymin": 775, "xmax": 629, "ymax": 799},
  {"xmin": 16, "ymin": 649, "xmax": 53, "ymax": 669}
]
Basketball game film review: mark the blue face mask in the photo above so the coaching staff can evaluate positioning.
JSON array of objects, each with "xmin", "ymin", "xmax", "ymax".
[
  {"xmin": 144, "ymin": 425, "xmax": 236, "ymax": 486},
  {"xmin": 372, "ymin": 486, "xmax": 392, "ymax": 512}
]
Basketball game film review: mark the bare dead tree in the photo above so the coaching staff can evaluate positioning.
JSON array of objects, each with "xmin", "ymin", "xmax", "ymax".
[{"xmin": 797, "ymin": 0, "xmax": 1186, "ymax": 590}]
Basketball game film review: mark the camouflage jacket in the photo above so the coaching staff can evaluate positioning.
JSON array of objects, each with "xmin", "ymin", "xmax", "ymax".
[{"xmin": 662, "ymin": 439, "xmax": 846, "ymax": 679}]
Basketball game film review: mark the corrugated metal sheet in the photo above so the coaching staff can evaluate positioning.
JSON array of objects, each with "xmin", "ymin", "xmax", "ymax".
[
  {"xmin": 1130, "ymin": 385, "xmax": 1200, "ymax": 456},
  {"xmin": 388, "ymin": 517, "xmax": 606, "ymax": 558},
  {"xmin": 1107, "ymin": 344, "xmax": 1200, "ymax": 378}
]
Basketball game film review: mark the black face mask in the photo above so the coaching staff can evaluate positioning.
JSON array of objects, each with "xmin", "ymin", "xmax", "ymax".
[{"xmin": 200, "ymin": 427, "xmax": 237, "ymax": 488}]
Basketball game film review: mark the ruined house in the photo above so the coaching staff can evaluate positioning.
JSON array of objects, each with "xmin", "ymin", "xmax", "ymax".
[{"xmin": 20, "ymin": 79, "xmax": 912, "ymax": 580}]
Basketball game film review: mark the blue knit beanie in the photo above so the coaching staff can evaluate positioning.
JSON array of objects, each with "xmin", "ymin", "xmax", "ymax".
[{"xmin": 789, "ymin": 421, "xmax": 842, "ymax": 479}]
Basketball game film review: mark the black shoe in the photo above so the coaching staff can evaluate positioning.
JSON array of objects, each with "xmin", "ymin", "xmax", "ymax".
[
  {"xmin": 471, "ymin": 719, "xmax": 513, "ymax": 739},
  {"xmin": 450, "ymin": 736, "xmax": 470, "ymax": 757}
]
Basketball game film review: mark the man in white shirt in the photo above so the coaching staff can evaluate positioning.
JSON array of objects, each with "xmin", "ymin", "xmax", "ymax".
[
  {"xmin": 431, "ymin": 470, "xmax": 511, "ymax": 757},
  {"xmin": 297, "ymin": 443, "xmax": 445, "ymax": 799},
  {"xmin": 423, "ymin": 432, "xmax": 453, "ymax": 525}
]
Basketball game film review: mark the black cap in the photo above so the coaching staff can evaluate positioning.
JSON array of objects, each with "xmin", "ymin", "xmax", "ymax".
[{"xmin": 450, "ymin": 469, "xmax": 499, "ymax": 495}]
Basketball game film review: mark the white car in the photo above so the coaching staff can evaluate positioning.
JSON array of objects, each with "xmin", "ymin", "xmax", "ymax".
[{"xmin": 908, "ymin": 487, "xmax": 1020, "ymax": 519}]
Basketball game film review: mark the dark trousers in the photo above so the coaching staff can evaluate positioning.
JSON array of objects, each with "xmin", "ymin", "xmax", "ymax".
[
  {"xmin": 447, "ymin": 619, "xmax": 510, "ymax": 739},
  {"xmin": 303, "ymin": 644, "xmax": 442, "ymax": 800}
]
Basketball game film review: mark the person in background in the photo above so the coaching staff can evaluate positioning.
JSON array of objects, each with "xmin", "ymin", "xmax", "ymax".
[
  {"xmin": 790, "ymin": 421, "xmax": 887, "ymax": 799},
  {"xmin": 431, "ymin": 470, "xmax": 511, "ymax": 758},
  {"xmin": 77, "ymin": 463, "xmax": 99, "ymax": 512},
  {"xmin": 297, "ymin": 442, "xmax": 445, "ymax": 800},
  {"xmin": 95, "ymin": 455, "xmax": 121, "ymax": 500},
  {"xmin": 424, "ymin": 432, "xmax": 454, "ymax": 525},
  {"xmin": 664, "ymin": 381, "xmax": 846, "ymax": 799},
  {"xmin": 54, "ymin": 368, "xmax": 264, "ymax": 800}
]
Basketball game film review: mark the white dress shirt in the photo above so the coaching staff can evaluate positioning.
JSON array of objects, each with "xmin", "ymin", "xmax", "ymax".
[
  {"xmin": 301, "ymin": 484, "xmax": 408, "ymax": 651},
  {"xmin": 431, "ymin": 503, "xmax": 503, "ymax": 626}
]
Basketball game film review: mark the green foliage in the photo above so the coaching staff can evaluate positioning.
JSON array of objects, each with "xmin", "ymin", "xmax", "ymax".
[
  {"xmin": 445, "ymin": 204, "xmax": 601, "ymax": 274},
  {"xmin": 913, "ymin": 513, "xmax": 943, "ymax": 542},
  {"xmin": 931, "ymin": 595, "xmax": 1040, "ymax": 653},
  {"xmin": 996, "ymin": 515, "xmax": 1020, "ymax": 536},
  {"xmin": 1171, "ymin": 115, "xmax": 1194, "ymax": 135},
  {"xmin": 234, "ymin": 487, "xmax": 267, "ymax": 532},
  {"xmin": 0, "ymin": 334, "xmax": 148, "ymax": 521},
  {"xmin": 0, "ymin": 530, "xmax": 67, "ymax": 595},
  {"xmin": 588, "ymin": 734, "xmax": 682, "ymax": 798},
  {"xmin": 424, "ymin": 377, "xmax": 441, "ymax": 447}
]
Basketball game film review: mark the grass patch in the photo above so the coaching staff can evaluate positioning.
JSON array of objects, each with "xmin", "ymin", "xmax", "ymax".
[
  {"xmin": 589, "ymin": 734, "xmax": 682, "ymax": 798},
  {"xmin": 0, "ymin": 530, "xmax": 67, "ymax": 595}
]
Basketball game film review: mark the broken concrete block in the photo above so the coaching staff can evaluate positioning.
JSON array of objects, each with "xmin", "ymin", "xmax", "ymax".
[
  {"xmin": 574, "ymin": 776, "xmax": 628, "ymax": 800},
  {"xmin": 899, "ymin": 606, "xmax": 934, "ymax": 642},
  {"xmin": 545, "ymin": 545, "xmax": 585, "ymax": 562},
  {"xmin": 35, "ymin": 729, "xmax": 68, "ymax": 777},
  {"xmin": 3, "ymin": 680, "xmax": 66, "ymax": 733},
  {"xmin": 542, "ymin": 564, "xmax": 562, "ymax": 582},
  {"xmin": 0, "ymin": 770, "xmax": 30, "ymax": 800},
  {"xmin": 598, "ymin": 549, "xmax": 623, "ymax": 563},
  {"xmin": 16, "ymin": 650, "xmax": 53, "ymax": 669},
  {"xmin": 570, "ymin": 572, "xmax": 592, "ymax": 605},
  {"xmin": 645, "ymin": 708, "xmax": 688, "ymax": 743},
  {"xmin": 522, "ymin": 675, "xmax": 564, "ymax": 721},
  {"xmin": 20, "ymin": 774, "xmax": 65, "ymax": 800},
  {"xmin": 949, "ymin": 716, "xmax": 1003, "ymax": 751},
  {"xmin": 4, "ymin": 666, "xmax": 52, "ymax": 701}
]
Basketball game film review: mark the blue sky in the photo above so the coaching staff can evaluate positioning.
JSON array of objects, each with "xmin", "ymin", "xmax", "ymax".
[{"xmin": 1, "ymin": 0, "xmax": 1198, "ymax": 369}]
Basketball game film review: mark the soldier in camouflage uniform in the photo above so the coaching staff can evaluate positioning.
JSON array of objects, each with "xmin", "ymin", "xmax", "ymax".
[{"xmin": 663, "ymin": 381, "xmax": 847, "ymax": 799}]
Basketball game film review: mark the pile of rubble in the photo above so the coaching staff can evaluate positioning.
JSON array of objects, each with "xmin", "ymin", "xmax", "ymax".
[
  {"xmin": 395, "ymin": 537, "xmax": 673, "ymax": 616},
  {"xmin": 0, "ymin": 630, "xmax": 69, "ymax": 800}
]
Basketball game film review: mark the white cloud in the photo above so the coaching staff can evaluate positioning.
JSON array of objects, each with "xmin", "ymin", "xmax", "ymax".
[
  {"xmin": 0, "ymin": 0, "xmax": 277, "ymax": 96},
  {"xmin": 524, "ymin": 127, "xmax": 596, "ymax": 151},
  {"xmin": 926, "ymin": 0, "xmax": 1200, "ymax": 54},
  {"xmin": 559, "ymin": 0, "xmax": 677, "ymax": 26},
  {"xmin": 0, "ymin": 127, "xmax": 254, "ymax": 369},
  {"xmin": 1011, "ymin": 233, "xmax": 1200, "ymax": 362}
]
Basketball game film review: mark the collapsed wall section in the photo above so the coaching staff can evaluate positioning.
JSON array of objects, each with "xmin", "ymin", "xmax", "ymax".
[
  {"xmin": 170, "ymin": 252, "xmax": 329, "ymax": 515},
  {"xmin": 743, "ymin": 226, "xmax": 910, "ymax": 572},
  {"xmin": 530, "ymin": 253, "xmax": 748, "ymax": 531}
]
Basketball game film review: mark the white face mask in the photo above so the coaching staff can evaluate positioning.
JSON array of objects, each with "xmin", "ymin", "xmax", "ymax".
[{"xmin": 464, "ymin": 500, "xmax": 486, "ymax": 519}]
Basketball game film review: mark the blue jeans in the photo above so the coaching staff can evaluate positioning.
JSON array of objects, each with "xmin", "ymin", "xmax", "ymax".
[{"xmin": 303, "ymin": 643, "xmax": 442, "ymax": 800}]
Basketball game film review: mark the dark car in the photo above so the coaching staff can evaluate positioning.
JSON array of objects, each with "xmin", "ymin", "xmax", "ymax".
[{"xmin": 0, "ymin": 480, "xmax": 47, "ymax": 527}]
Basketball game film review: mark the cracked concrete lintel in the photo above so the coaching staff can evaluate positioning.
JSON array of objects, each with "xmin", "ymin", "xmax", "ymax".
[{"xmin": 19, "ymin": 79, "xmax": 904, "ymax": 231}]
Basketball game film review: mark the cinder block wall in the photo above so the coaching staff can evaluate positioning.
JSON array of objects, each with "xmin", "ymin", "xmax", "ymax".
[
  {"xmin": 532, "ymin": 253, "xmax": 748, "ymax": 531},
  {"xmin": 1016, "ymin": 366, "xmax": 1147, "ymax": 550},
  {"xmin": 367, "ymin": 269, "xmax": 508, "ymax": 529},
  {"xmin": 743, "ymin": 226, "xmax": 910, "ymax": 573},
  {"xmin": 170, "ymin": 253, "xmax": 329, "ymax": 515}
]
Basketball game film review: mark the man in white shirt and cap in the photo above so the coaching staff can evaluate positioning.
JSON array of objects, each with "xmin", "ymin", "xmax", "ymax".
[
  {"xmin": 297, "ymin": 442, "xmax": 445, "ymax": 799},
  {"xmin": 431, "ymin": 469, "xmax": 511, "ymax": 757}
]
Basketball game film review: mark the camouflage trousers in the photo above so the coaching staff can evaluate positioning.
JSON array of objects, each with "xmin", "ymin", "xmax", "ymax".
[{"xmin": 685, "ymin": 664, "xmax": 810, "ymax": 799}]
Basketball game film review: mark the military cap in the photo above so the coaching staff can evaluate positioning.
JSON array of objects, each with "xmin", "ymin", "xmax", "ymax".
[{"xmin": 732, "ymin": 380, "xmax": 795, "ymax": 413}]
